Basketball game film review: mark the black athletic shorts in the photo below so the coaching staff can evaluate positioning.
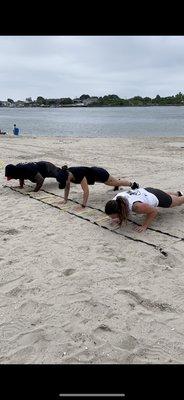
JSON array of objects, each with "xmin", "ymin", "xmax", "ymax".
[
  {"xmin": 145, "ymin": 187, "xmax": 172, "ymax": 208},
  {"xmin": 68, "ymin": 166, "xmax": 110, "ymax": 185},
  {"xmin": 90, "ymin": 167, "xmax": 110, "ymax": 183}
]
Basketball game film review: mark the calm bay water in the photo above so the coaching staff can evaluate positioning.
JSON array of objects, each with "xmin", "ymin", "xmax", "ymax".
[{"xmin": 1, "ymin": 106, "xmax": 184, "ymax": 137}]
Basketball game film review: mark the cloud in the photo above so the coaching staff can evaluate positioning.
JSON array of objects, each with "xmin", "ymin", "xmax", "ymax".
[{"xmin": 0, "ymin": 36, "xmax": 184, "ymax": 100}]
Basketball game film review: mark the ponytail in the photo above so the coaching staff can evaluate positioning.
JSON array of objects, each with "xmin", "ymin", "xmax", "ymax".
[
  {"xmin": 105, "ymin": 196, "xmax": 129, "ymax": 225},
  {"xmin": 62, "ymin": 164, "xmax": 68, "ymax": 171},
  {"xmin": 58, "ymin": 165, "xmax": 69, "ymax": 189},
  {"xmin": 116, "ymin": 196, "xmax": 129, "ymax": 225}
]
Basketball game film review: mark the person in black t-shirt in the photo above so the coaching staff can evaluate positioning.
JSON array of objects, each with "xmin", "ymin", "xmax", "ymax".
[
  {"xmin": 5, "ymin": 161, "xmax": 63, "ymax": 192},
  {"xmin": 57, "ymin": 165, "xmax": 139, "ymax": 209}
]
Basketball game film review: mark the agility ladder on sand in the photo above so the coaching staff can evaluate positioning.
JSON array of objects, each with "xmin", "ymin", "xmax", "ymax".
[
  {"xmin": 0, "ymin": 160, "xmax": 4, "ymax": 170},
  {"xmin": 40, "ymin": 188, "xmax": 183, "ymax": 241},
  {"xmin": 6, "ymin": 185, "xmax": 181, "ymax": 257}
]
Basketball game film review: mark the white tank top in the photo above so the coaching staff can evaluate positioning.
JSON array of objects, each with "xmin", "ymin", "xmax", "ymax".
[{"xmin": 113, "ymin": 188, "xmax": 159, "ymax": 211}]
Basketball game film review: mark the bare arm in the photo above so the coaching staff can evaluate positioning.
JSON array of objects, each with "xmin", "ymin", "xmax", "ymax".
[
  {"xmin": 80, "ymin": 177, "xmax": 89, "ymax": 207},
  {"xmin": 33, "ymin": 172, "xmax": 44, "ymax": 192},
  {"xmin": 132, "ymin": 202, "xmax": 158, "ymax": 232},
  {"xmin": 19, "ymin": 178, "xmax": 25, "ymax": 188},
  {"xmin": 64, "ymin": 180, "xmax": 71, "ymax": 202}
]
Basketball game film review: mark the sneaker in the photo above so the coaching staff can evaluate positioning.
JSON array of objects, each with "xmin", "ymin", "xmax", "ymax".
[
  {"xmin": 131, "ymin": 182, "xmax": 139, "ymax": 190},
  {"xmin": 177, "ymin": 190, "xmax": 183, "ymax": 197}
]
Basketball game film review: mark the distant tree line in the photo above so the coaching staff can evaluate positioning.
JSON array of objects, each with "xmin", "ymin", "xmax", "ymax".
[{"xmin": 1, "ymin": 92, "xmax": 184, "ymax": 107}]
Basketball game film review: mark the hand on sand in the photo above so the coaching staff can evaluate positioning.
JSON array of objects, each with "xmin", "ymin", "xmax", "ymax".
[
  {"xmin": 110, "ymin": 218, "xmax": 120, "ymax": 226},
  {"xmin": 74, "ymin": 205, "xmax": 85, "ymax": 212},
  {"xmin": 135, "ymin": 225, "xmax": 147, "ymax": 233},
  {"xmin": 60, "ymin": 200, "xmax": 67, "ymax": 205}
]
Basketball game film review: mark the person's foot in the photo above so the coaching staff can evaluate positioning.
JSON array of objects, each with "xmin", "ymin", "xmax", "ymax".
[
  {"xmin": 131, "ymin": 182, "xmax": 139, "ymax": 190},
  {"xmin": 177, "ymin": 190, "xmax": 184, "ymax": 197}
]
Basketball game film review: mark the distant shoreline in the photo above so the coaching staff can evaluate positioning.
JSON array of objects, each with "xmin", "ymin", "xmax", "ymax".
[
  {"xmin": 1, "ymin": 92, "xmax": 184, "ymax": 108},
  {"xmin": 1, "ymin": 104, "xmax": 184, "ymax": 109}
]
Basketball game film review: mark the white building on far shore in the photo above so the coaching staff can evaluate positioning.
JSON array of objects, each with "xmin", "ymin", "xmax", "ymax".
[{"xmin": 83, "ymin": 97, "xmax": 98, "ymax": 106}]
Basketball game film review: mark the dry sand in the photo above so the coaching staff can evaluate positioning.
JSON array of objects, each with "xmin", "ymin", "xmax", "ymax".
[{"xmin": 1, "ymin": 134, "xmax": 184, "ymax": 364}]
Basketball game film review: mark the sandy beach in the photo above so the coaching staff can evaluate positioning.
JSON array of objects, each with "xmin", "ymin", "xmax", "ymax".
[{"xmin": 1, "ymin": 134, "xmax": 184, "ymax": 364}]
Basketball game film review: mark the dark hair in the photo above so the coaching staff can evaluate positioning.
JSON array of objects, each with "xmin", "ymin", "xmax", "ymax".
[
  {"xmin": 105, "ymin": 196, "xmax": 129, "ymax": 225},
  {"xmin": 62, "ymin": 164, "xmax": 68, "ymax": 170},
  {"xmin": 57, "ymin": 165, "xmax": 69, "ymax": 189},
  {"xmin": 5, "ymin": 164, "xmax": 17, "ymax": 178},
  {"xmin": 58, "ymin": 181, "xmax": 67, "ymax": 189}
]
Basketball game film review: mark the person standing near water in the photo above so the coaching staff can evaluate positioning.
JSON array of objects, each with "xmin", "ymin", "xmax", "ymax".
[{"xmin": 13, "ymin": 124, "xmax": 19, "ymax": 136}]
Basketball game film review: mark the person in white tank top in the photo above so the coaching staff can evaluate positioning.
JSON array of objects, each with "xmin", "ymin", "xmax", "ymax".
[
  {"xmin": 113, "ymin": 188, "xmax": 159, "ymax": 211},
  {"xmin": 105, "ymin": 187, "xmax": 184, "ymax": 233}
]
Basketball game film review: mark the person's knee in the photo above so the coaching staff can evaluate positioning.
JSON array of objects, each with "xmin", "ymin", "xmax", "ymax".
[{"xmin": 105, "ymin": 176, "xmax": 114, "ymax": 185}]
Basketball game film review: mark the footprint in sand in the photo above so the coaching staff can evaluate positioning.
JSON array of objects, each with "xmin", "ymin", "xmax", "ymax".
[
  {"xmin": 117, "ymin": 289, "xmax": 176, "ymax": 313},
  {"xmin": 116, "ymin": 256, "xmax": 126, "ymax": 262},
  {"xmin": 14, "ymin": 328, "xmax": 48, "ymax": 347},
  {"xmin": 7, "ymin": 287, "xmax": 24, "ymax": 297},
  {"xmin": 153, "ymin": 252, "xmax": 180, "ymax": 268},
  {"xmin": 63, "ymin": 268, "xmax": 76, "ymax": 276},
  {"xmin": 5, "ymin": 229, "xmax": 19, "ymax": 235},
  {"xmin": 1, "ymin": 277, "xmax": 25, "ymax": 296},
  {"xmin": 0, "ymin": 345, "xmax": 35, "ymax": 364},
  {"xmin": 7, "ymin": 260, "xmax": 18, "ymax": 266},
  {"xmin": 0, "ymin": 228, "xmax": 19, "ymax": 236},
  {"xmin": 94, "ymin": 324, "xmax": 112, "ymax": 333},
  {"xmin": 1, "ymin": 228, "xmax": 19, "ymax": 243},
  {"xmin": 114, "ymin": 334, "xmax": 138, "ymax": 351}
]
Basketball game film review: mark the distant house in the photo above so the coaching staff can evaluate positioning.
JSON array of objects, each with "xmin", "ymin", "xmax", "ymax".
[
  {"xmin": 72, "ymin": 98, "xmax": 84, "ymax": 106},
  {"xmin": 15, "ymin": 100, "xmax": 25, "ymax": 107},
  {"xmin": 83, "ymin": 97, "xmax": 98, "ymax": 106},
  {"xmin": 73, "ymin": 98, "xmax": 81, "ymax": 103},
  {"xmin": 1, "ymin": 101, "xmax": 9, "ymax": 107},
  {"xmin": 73, "ymin": 98, "xmax": 83, "ymax": 104}
]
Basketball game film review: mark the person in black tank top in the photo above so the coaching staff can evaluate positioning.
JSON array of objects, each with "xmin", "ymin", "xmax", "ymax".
[
  {"xmin": 57, "ymin": 165, "xmax": 139, "ymax": 209},
  {"xmin": 5, "ymin": 161, "xmax": 63, "ymax": 192}
]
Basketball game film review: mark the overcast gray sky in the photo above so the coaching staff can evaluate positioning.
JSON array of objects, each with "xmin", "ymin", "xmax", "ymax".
[{"xmin": 0, "ymin": 36, "xmax": 184, "ymax": 101}]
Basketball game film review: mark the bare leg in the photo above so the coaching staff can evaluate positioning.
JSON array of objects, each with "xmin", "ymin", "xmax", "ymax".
[
  {"xmin": 19, "ymin": 178, "xmax": 25, "ymax": 188},
  {"xmin": 167, "ymin": 191, "xmax": 180, "ymax": 196},
  {"xmin": 104, "ymin": 175, "xmax": 132, "ymax": 187},
  {"xmin": 168, "ymin": 194, "xmax": 184, "ymax": 207},
  {"xmin": 33, "ymin": 173, "xmax": 44, "ymax": 192}
]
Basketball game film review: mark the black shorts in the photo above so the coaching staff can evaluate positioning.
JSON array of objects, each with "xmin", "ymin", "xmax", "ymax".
[
  {"xmin": 145, "ymin": 187, "xmax": 172, "ymax": 208},
  {"xmin": 91, "ymin": 167, "xmax": 110, "ymax": 183}
]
